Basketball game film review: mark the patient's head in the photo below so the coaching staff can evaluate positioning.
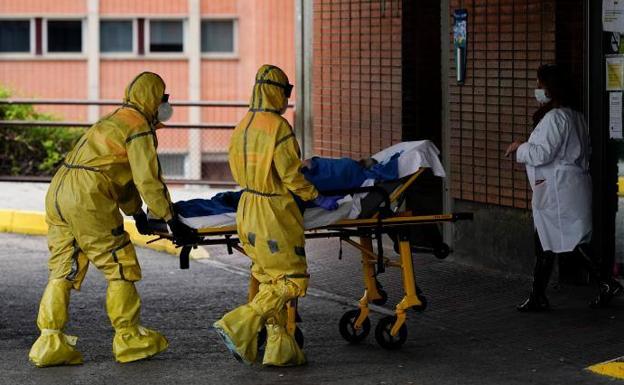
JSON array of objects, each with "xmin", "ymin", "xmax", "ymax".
[{"xmin": 358, "ymin": 157, "xmax": 378, "ymax": 169}]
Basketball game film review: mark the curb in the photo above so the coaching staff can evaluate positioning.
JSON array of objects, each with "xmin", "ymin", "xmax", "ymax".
[
  {"xmin": 587, "ymin": 357, "xmax": 624, "ymax": 380},
  {"xmin": 0, "ymin": 209, "xmax": 209, "ymax": 260}
]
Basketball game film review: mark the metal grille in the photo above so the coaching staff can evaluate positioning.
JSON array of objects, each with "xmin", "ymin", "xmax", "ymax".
[
  {"xmin": 313, "ymin": 0, "xmax": 403, "ymax": 159},
  {"xmin": 449, "ymin": 0, "xmax": 556, "ymax": 208}
]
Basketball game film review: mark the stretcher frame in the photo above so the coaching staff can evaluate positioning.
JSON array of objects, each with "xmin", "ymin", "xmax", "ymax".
[{"xmin": 151, "ymin": 168, "xmax": 473, "ymax": 349}]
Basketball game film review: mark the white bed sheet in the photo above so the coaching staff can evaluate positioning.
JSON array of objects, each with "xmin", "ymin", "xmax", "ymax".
[{"xmin": 372, "ymin": 140, "xmax": 446, "ymax": 178}]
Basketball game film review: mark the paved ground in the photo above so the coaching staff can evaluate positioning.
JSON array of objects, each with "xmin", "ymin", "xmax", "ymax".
[{"xmin": 1, "ymin": 233, "xmax": 623, "ymax": 385}]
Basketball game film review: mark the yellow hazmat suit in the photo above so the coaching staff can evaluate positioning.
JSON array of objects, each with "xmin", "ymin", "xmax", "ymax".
[
  {"xmin": 29, "ymin": 72, "xmax": 173, "ymax": 367},
  {"xmin": 213, "ymin": 65, "xmax": 318, "ymax": 366}
]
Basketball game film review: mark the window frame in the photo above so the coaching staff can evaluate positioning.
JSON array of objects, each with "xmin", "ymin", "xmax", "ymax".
[
  {"xmin": 145, "ymin": 17, "xmax": 187, "ymax": 58},
  {"xmin": 200, "ymin": 16, "xmax": 238, "ymax": 59},
  {"xmin": 99, "ymin": 17, "xmax": 137, "ymax": 58},
  {"xmin": 0, "ymin": 18, "xmax": 35, "ymax": 57},
  {"xmin": 157, "ymin": 151, "xmax": 188, "ymax": 178},
  {"xmin": 43, "ymin": 17, "xmax": 86, "ymax": 58}
]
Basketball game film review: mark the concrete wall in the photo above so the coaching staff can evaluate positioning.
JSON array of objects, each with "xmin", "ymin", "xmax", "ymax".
[{"xmin": 451, "ymin": 200, "xmax": 535, "ymax": 275}]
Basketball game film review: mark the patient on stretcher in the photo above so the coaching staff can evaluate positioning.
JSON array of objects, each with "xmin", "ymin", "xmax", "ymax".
[
  {"xmin": 173, "ymin": 153, "xmax": 400, "ymax": 220},
  {"xmin": 154, "ymin": 141, "xmax": 446, "ymax": 230}
]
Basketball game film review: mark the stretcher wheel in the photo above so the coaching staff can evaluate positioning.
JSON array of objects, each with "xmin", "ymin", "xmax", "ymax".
[
  {"xmin": 433, "ymin": 243, "xmax": 450, "ymax": 259},
  {"xmin": 338, "ymin": 309, "xmax": 371, "ymax": 344},
  {"xmin": 371, "ymin": 289, "xmax": 388, "ymax": 306},
  {"xmin": 374, "ymin": 316, "xmax": 407, "ymax": 350},
  {"xmin": 257, "ymin": 326, "xmax": 304, "ymax": 350}
]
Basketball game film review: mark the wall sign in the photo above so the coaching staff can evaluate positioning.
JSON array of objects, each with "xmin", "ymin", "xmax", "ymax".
[
  {"xmin": 453, "ymin": 9, "xmax": 468, "ymax": 85},
  {"xmin": 610, "ymin": 92, "xmax": 623, "ymax": 139},
  {"xmin": 604, "ymin": 0, "xmax": 624, "ymax": 33},
  {"xmin": 607, "ymin": 54, "xmax": 624, "ymax": 91}
]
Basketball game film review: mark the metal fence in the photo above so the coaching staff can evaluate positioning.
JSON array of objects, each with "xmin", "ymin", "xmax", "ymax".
[{"xmin": 0, "ymin": 99, "xmax": 294, "ymax": 186}]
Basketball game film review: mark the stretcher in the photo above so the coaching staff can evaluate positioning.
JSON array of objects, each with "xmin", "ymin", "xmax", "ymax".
[{"xmin": 149, "ymin": 142, "xmax": 472, "ymax": 349}]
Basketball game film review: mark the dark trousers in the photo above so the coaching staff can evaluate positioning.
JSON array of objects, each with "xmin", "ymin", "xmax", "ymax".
[
  {"xmin": 532, "ymin": 232, "xmax": 555, "ymax": 295},
  {"xmin": 532, "ymin": 232, "xmax": 603, "ymax": 295}
]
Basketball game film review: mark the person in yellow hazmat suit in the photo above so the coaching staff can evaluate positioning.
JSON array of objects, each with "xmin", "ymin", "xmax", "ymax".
[
  {"xmin": 213, "ymin": 64, "xmax": 340, "ymax": 366},
  {"xmin": 28, "ymin": 71, "xmax": 194, "ymax": 367}
]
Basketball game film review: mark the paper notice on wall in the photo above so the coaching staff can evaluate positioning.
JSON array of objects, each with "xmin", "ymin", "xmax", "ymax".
[
  {"xmin": 607, "ymin": 55, "xmax": 624, "ymax": 91},
  {"xmin": 610, "ymin": 92, "xmax": 623, "ymax": 139},
  {"xmin": 604, "ymin": 0, "xmax": 624, "ymax": 32}
]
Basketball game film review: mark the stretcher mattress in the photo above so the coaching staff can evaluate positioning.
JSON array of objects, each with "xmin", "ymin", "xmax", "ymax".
[
  {"xmin": 174, "ymin": 140, "xmax": 445, "ymax": 230},
  {"xmin": 178, "ymin": 196, "xmax": 354, "ymax": 230}
]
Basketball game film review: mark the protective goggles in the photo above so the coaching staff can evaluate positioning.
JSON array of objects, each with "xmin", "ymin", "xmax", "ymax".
[{"xmin": 256, "ymin": 79, "xmax": 293, "ymax": 98}]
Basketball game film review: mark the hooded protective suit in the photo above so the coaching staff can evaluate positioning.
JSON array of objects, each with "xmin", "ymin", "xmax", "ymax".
[
  {"xmin": 213, "ymin": 65, "xmax": 318, "ymax": 366},
  {"xmin": 29, "ymin": 72, "xmax": 172, "ymax": 367}
]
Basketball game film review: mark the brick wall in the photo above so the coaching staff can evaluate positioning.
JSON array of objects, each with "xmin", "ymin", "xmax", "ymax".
[
  {"xmin": 0, "ymin": 61, "xmax": 88, "ymax": 120},
  {"xmin": 312, "ymin": 0, "xmax": 403, "ymax": 159},
  {"xmin": 449, "ymin": 0, "xmax": 557, "ymax": 209}
]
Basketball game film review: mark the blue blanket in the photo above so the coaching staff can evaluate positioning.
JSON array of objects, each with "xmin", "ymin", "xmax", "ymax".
[
  {"xmin": 175, "ymin": 153, "xmax": 400, "ymax": 218},
  {"xmin": 301, "ymin": 153, "xmax": 399, "ymax": 191},
  {"xmin": 174, "ymin": 191, "xmax": 242, "ymax": 218}
]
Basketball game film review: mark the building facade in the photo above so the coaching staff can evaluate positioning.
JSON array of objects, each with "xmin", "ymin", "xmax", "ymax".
[{"xmin": 0, "ymin": 0, "xmax": 296, "ymax": 180}]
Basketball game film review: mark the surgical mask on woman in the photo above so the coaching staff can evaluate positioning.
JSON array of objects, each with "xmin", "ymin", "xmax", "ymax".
[
  {"xmin": 157, "ymin": 94, "xmax": 173, "ymax": 122},
  {"xmin": 534, "ymin": 88, "xmax": 551, "ymax": 104}
]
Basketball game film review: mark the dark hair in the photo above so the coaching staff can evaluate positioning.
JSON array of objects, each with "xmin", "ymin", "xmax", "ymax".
[{"xmin": 532, "ymin": 64, "xmax": 575, "ymax": 127}]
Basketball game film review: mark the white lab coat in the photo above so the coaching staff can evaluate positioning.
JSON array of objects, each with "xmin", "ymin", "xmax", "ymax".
[{"xmin": 516, "ymin": 107, "xmax": 592, "ymax": 253}]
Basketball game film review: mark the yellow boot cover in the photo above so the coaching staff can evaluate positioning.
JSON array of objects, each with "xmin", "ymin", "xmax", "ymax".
[
  {"xmin": 262, "ymin": 310, "xmax": 306, "ymax": 367},
  {"xmin": 213, "ymin": 304, "xmax": 264, "ymax": 365},
  {"xmin": 262, "ymin": 325, "xmax": 306, "ymax": 367},
  {"xmin": 213, "ymin": 278, "xmax": 304, "ymax": 365},
  {"xmin": 106, "ymin": 280, "xmax": 168, "ymax": 363},
  {"xmin": 29, "ymin": 278, "xmax": 83, "ymax": 367}
]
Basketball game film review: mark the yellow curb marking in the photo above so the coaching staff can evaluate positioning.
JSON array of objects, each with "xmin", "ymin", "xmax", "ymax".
[
  {"xmin": 588, "ymin": 358, "xmax": 624, "ymax": 380},
  {"xmin": 0, "ymin": 209, "xmax": 209, "ymax": 260}
]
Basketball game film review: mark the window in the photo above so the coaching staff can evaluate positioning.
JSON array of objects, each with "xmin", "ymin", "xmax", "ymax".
[
  {"xmin": 100, "ymin": 20, "xmax": 133, "ymax": 53},
  {"xmin": 159, "ymin": 153, "xmax": 187, "ymax": 177},
  {"xmin": 149, "ymin": 20, "xmax": 183, "ymax": 53},
  {"xmin": 0, "ymin": 20, "xmax": 30, "ymax": 53},
  {"xmin": 47, "ymin": 20, "xmax": 82, "ymax": 53},
  {"xmin": 201, "ymin": 20, "xmax": 235, "ymax": 53}
]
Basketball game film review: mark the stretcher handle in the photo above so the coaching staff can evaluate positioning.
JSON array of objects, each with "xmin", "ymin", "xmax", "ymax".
[
  {"xmin": 320, "ymin": 186, "xmax": 391, "ymax": 213},
  {"xmin": 146, "ymin": 235, "xmax": 165, "ymax": 244}
]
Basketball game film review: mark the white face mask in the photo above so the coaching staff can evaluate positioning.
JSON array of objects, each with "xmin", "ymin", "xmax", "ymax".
[
  {"xmin": 534, "ymin": 88, "xmax": 551, "ymax": 104},
  {"xmin": 157, "ymin": 102, "xmax": 173, "ymax": 122}
]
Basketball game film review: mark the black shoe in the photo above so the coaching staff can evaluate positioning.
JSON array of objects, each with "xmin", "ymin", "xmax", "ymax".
[
  {"xmin": 517, "ymin": 294, "xmax": 550, "ymax": 312},
  {"xmin": 590, "ymin": 280, "xmax": 623, "ymax": 308}
]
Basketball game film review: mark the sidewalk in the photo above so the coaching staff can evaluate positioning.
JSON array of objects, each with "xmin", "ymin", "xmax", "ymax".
[{"xmin": 0, "ymin": 181, "xmax": 229, "ymax": 212}]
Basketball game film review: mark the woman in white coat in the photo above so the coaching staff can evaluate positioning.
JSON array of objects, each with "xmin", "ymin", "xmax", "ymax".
[{"xmin": 506, "ymin": 64, "xmax": 621, "ymax": 311}]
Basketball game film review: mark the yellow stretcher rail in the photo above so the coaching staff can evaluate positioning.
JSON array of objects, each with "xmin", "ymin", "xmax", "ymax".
[{"xmin": 151, "ymin": 168, "xmax": 473, "ymax": 350}]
